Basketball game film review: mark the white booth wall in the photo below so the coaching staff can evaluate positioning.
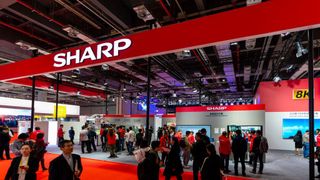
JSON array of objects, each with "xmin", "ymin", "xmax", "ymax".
[{"xmin": 176, "ymin": 105, "xmax": 265, "ymax": 141}]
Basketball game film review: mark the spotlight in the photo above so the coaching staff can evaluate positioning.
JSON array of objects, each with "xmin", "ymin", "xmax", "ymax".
[
  {"xmin": 112, "ymin": 98, "xmax": 115, "ymax": 102},
  {"xmin": 76, "ymin": 91, "xmax": 81, "ymax": 96},
  {"xmin": 178, "ymin": 99, "xmax": 182, "ymax": 103},
  {"xmin": 48, "ymin": 85, "xmax": 54, "ymax": 89},
  {"xmin": 230, "ymin": 42, "xmax": 238, "ymax": 46},
  {"xmin": 296, "ymin": 42, "xmax": 308, "ymax": 58},
  {"xmin": 102, "ymin": 64, "xmax": 109, "ymax": 70},
  {"xmin": 172, "ymin": 92, "xmax": 177, "ymax": 97},
  {"xmin": 193, "ymin": 89, "xmax": 198, "ymax": 93},
  {"xmin": 273, "ymin": 76, "xmax": 281, "ymax": 83}
]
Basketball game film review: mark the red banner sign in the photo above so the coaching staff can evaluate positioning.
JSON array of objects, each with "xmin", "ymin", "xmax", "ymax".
[
  {"xmin": 176, "ymin": 104, "xmax": 266, "ymax": 112},
  {"xmin": 0, "ymin": 0, "xmax": 320, "ymax": 81}
]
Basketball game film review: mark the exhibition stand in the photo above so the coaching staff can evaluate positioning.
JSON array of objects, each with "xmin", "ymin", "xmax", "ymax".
[{"xmin": 255, "ymin": 78, "xmax": 320, "ymax": 150}]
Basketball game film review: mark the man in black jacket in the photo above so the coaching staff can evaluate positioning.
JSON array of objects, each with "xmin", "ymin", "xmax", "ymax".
[
  {"xmin": 0, "ymin": 127, "xmax": 11, "ymax": 160},
  {"xmin": 251, "ymin": 130, "xmax": 264, "ymax": 174},
  {"xmin": 232, "ymin": 130, "xmax": 247, "ymax": 176},
  {"xmin": 49, "ymin": 140, "xmax": 83, "ymax": 180},
  {"xmin": 191, "ymin": 132, "xmax": 207, "ymax": 180}
]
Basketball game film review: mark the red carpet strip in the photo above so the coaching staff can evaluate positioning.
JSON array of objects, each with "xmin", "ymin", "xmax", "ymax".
[{"xmin": 0, "ymin": 153, "xmax": 256, "ymax": 180}]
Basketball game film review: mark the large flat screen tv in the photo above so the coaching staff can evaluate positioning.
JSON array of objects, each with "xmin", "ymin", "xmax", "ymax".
[
  {"xmin": 176, "ymin": 125, "xmax": 211, "ymax": 137},
  {"xmin": 282, "ymin": 119, "xmax": 320, "ymax": 139}
]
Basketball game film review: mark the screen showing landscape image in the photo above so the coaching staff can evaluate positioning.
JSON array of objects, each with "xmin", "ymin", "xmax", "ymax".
[
  {"xmin": 282, "ymin": 119, "xmax": 320, "ymax": 139},
  {"xmin": 176, "ymin": 125, "xmax": 211, "ymax": 138}
]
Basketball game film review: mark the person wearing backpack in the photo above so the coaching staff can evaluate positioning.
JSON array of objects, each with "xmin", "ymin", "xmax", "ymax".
[
  {"xmin": 293, "ymin": 130, "xmax": 303, "ymax": 156},
  {"xmin": 250, "ymin": 130, "xmax": 268, "ymax": 174}
]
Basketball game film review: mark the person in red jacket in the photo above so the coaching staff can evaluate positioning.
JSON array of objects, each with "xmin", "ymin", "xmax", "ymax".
[
  {"xmin": 30, "ymin": 127, "xmax": 45, "ymax": 140},
  {"xmin": 188, "ymin": 131, "xmax": 195, "ymax": 145},
  {"xmin": 107, "ymin": 128, "xmax": 117, "ymax": 158},
  {"xmin": 160, "ymin": 132, "xmax": 169, "ymax": 166},
  {"xmin": 248, "ymin": 130, "xmax": 256, "ymax": 165},
  {"xmin": 57, "ymin": 124, "xmax": 64, "ymax": 147},
  {"xmin": 219, "ymin": 131, "xmax": 231, "ymax": 173}
]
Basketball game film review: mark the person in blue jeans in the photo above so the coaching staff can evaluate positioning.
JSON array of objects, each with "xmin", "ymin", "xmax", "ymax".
[{"xmin": 303, "ymin": 130, "xmax": 310, "ymax": 158}]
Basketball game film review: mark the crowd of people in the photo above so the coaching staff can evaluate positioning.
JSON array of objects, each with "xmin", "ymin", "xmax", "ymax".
[{"xmin": 1, "ymin": 123, "xmax": 272, "ymax": 180}]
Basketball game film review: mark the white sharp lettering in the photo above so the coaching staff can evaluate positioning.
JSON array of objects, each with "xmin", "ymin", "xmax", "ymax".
[
  {"xmin": 113, "ymin": 38, "xmax": 132, "ymax": 56},
  {"xmin": 53, "ymin": 53, "xmax": 66, "ymax": 67},
  {"xmin": 96, "ymin": 42, "xmax": 113, "ymax": 59},
  {"xmin": 80, "ymin": 47, "xmax": 96, "ymax": 63},
  {"xmin": 66, "ymin": 49, "xmax": 80, "ymax": 65}
]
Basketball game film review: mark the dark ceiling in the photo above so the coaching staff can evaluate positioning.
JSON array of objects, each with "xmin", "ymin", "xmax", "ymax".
[{"xmin": 0, "ymin": 0, "xmax": 319, "ymax": 107}]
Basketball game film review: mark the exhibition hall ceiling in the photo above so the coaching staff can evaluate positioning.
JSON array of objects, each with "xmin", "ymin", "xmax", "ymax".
[{"xmin": 0, "ymin": 0, "xmax": 319, "ymax": 106}]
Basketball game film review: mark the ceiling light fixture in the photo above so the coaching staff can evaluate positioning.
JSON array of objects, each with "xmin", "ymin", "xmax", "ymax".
[
  {"xmin": 63, "ymin": 25, "xmax": 97, "ymax": 44},
  {"xmin": 15, "ymin": 41, "xmax": 50, "ymax": 55},
  {"xmin": 296, "ymin": 41, "xmax": 308, "ymax": 58},
  {"xmin": 273, "ymin": 76, "xmax": 281, "ymax": 83}
]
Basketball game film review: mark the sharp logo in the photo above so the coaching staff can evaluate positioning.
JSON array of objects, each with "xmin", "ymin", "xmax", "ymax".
[
  {"xmin": 206, "ymin": 106, "xmax": 227, "ymax": 111},
  {"xmin": 53, "ymin": 38, "xmax": 132, "ymax": 67}
]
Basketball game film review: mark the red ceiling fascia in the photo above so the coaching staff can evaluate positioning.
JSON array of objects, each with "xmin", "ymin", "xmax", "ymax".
[
  {"xmin": 9, "ymin": 78, "xmax": 106, "ymax": 99},
  {"xmin": 0, "ymin": 0, "xmax": 320, "ymax": 81}
]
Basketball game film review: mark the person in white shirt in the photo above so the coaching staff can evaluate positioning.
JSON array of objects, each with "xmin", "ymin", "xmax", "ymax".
[
  {"xmin": 79, "ymin": 126, "xmax": 91, "ymax": 153},
  {"xmin": 128, "ymin": 127, "xmax": 136, "ymax": 155}
]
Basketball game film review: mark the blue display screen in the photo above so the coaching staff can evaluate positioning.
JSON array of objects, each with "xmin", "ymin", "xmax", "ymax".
[
  {"xmin": 282, "ymin": 119, "xmax": 320, "ymax": 139},
  {"xmin": 176, "ymin": 125, "xmax": 211, "ymax": 138},
  {"xmin": 137, "ymin": 103, "xmax": 156, "ymax": 113}
]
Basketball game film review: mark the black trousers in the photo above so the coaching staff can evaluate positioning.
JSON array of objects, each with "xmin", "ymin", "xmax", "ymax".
[
  {"xmin": 0, "ymin": 144, "xmax": 10, "ymax": 159},
  {"xmin": 253, "ymin": 152, "xmax": 264, "ymax": 172},
  {"xmin": 165, "ymin": 174, "xmax": 182, "ymax": 180},
  {"xmin": 193, "ymin": 160, "xmax": 201, "ymax": 180},
  {"xmin": 161, "ymin": 152, "xmax": 167, "ymax": 162},
  {"xmin": 81, "ymin": 141, "xmax": 91, "ymax": 153},
  {"xmin": 234, "ymin": 153, "xmax": 246, "ymax": 174},
  {"xmin": 90, "ymin": 139, "xmax": 97, "ymax": 151},
  {"xmin": 220, "ymin": 154, "xmax": 230, "ymax": 171}
]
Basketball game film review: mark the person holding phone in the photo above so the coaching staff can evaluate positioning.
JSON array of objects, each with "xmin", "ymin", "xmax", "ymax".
[{"xmin": 5, "ymin": 144, "xmax": 39, "ymax": 180}]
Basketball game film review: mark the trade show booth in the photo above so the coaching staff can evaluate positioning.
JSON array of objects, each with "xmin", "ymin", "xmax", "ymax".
[{"xmin": 255, "ymin": 78, "xmax": 320, "ymax": 150}]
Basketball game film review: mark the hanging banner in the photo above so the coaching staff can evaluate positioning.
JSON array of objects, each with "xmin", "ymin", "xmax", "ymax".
[
  {"xmin": 53, "ymin": 105, "xmax": 67, "ymax": 118},
  {"xmin": 0, "ymin": 0, "xmax": 319, "ymax": 81}
]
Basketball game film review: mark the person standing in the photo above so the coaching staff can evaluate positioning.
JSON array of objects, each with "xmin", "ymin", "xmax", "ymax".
[
  {"xmin": 35, "ymin": 133, "xmax": 48, "ymax": 171},
  {"xmin": 232, "ymin": 130, "xmax": 247, "ymax": 176},
  {"xmin": 200, "ymin": 128, "xmax": 211, "ymax": 145},
  {"xmin": 188, "ymin": 131, "xmax": 195, "ymax": 145},
  {"xmin": 0, "ymin": 127, "xmax": 11, "ymax": 160},
  {"xmin": 88, "ymin": 127, "xmax": 97, "ymax": 152},
  {"xmin": 293, "ymin": 130, "xmax": 303, "ymax": 156},
  {"xmin": 303, "ymin": 130, "xmax": 310, "ymax": 158},
  {"xmin": 163, "ymin": 137, "xmax": 183, "ymax": 180},
  {"xmin": 181, "ymin": 131, "xmax": 191, "ymax": 168},
  {"xmin": 5, "ymin": 144, "xmax": 39, "ymax": 180},
  {"xmin": 69, "ymin": 127, "xmax": 75, "ymax": 144},
  {"xmin": 248, "ymin": 130, "xmax": 256, "ymax": 165},
  {"xmin": 57, "ymin": 124, "xmax": 65, "ymax": 147},
  {"xmin": 119, "ymin": 126, "xmax": 126, "ymax": 151},
  {"xmin": 128, "ymin": 127, "xmax": 135, "ymax": 155},
  {"xmin": 79, "ymin": 126, "xmax": 91, "ymax": 153},
  {"xmin": 219, "ymin": 131, "xmax": 231, "ymax": 173},
  {"xmin": 191, "ymin": 132, "xmax": 207, "ymax": 180},
  {"xmin": 201, "ymin": 144, "xmax": 223, "ymax": 180},
  {"xmin": 250, "ymin": 130, "xmax": 268, "ymax": 174},
  {"xmin": 107, "ymin": 128, "xmax": 117, "ymax": 158},
  {"xmin": 49, "ymin": 140, "xmax": 83, "ymax": 180},
  {"xmin": 136, "ymin": 129, "xmax": 144, "ymax": 148},
  {"xmin": 160, "ymin": 132, "xmax": 170, "ymax": 166}
]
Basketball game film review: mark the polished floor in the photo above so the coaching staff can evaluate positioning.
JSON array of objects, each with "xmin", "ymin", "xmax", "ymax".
[{"xmin": 46, "ymin": 145, "xmax": 311, "ymax": 180}]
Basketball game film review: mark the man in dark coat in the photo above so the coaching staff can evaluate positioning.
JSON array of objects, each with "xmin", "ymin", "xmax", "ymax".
[
  {"xmin": 232, "ymin": 130, "xmax": 247, "ymax": 176},
  {"xmin": 0, "ymin": 127, "xmax": 11, "ymax": 160},
  {"xmin": 5, "ymin": 144, "xmax": 39, "ymax": 180},
  {"xmin": 49, "ymin": 140, "xmax": 83, "ymax": 180},
  {"xmin": 191, "ymin": 132, "xmax": 207, "ymax": 180}
]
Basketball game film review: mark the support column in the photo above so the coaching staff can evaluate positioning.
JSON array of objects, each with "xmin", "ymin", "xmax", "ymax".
[
  {"xmin": 308, "ymin": 29, "xmax": 315, "ymax": 180},
  {"xmin": 55, "ymin": 73, "xmax": 61, "ymax": 121},
  {"xmin": 30, "ymin": 76, "xmax": 36, "ymax": 130},
  {"xmin": 146, "ymin": 56, "xmax": 151, "ymax": 142}
]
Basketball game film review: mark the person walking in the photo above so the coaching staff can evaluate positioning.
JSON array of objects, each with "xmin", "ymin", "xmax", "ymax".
[
  {"xmin": 163, "ymin": 137, "xmax": 183, "ymax": 180},
  {"xmin": 293, "ymin": 130, "xmax": 303, "ymax": 156},
  {"xmin": 35, "ymin": 133, "xmax": 48, "ymax": 171},
  {"xmin": 250, "ymin": 130, "xmax": 268, "ymax": 174},
  {"xmin": 201, "ymin": 144, "xmax": 223, "ymax": 180},
  {"xmin": 303, "ymin": 130, "xmax": 310, "ymax": 158},
  {"xmin": 119, "ymin": 126, "xmax": 126, "ymax": 151},
  {"xmin": 136, "ymin": 129, "xmax": 144, "ymax": 148},
  {"xmin": 49, "ymin": 140, "xmax": 83, "ymax": 180},
  {"xmin": 79, "ymin": 126, "xmax": 90, "ymax": 153},
  {"xmin": 232, "ymin": 130, "xmax": 247, "ymax": 176},
  {"xmin": 107, "ymin": 128, "xmax": 117, "ymax": 158},
  {"xmin": 5, "ymin": 144, "xmax": 39, "ymax": 180},
  {"xmin": 0, "ymin": 127, "xmax": 11, "ymax": 160},
  {"xmin": 69, "ymin": 127, "xmax": 75, "ymax": 144},
  {"xmin": 219, "ymin": 131, "xmax": 231, "ymax": 173},
  {"xmin": 191, "ymin": 132, "xmax": 207, "ymax": 180}
]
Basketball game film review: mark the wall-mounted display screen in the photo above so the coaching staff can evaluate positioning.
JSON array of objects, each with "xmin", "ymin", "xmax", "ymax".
[
  {"xmin": 176, "ymin": 125, "xmax": 211, "ymax": 137},
  {"xmin": 282, "ymin": 119, "xmax": 320, "ymax": 139}
]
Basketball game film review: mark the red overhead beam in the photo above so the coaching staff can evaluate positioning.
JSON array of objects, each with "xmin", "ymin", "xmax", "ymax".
[{"xmin": 0, "ymin": 0, "xmax": 319, "ymax": 81}]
